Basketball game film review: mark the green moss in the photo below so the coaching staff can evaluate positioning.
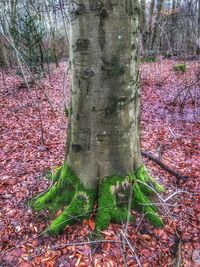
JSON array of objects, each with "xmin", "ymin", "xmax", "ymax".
[
  {"xmin": 48, "ymin": 190, "xmax": 95, "ymax": 235},
  {"xmin": 111, "ymin": 207, "xmax": 134, "ymax": 224},
  {"xmin": 173, "ymin": 64, "xmax": 186, "ymax": 73},
  {"xmin": 31, "ymin": 164, "xmax": 164, "ymax": 235},
  {"xmin": 31, "ymin": 164, "xmax": 96, "ymax": 235},
  {"xmin": 45, "ymin": 166, "xmax": 62, "ymax": 182},
  {"xmin": 140, "ymin": 56, "xmax": 157, "ymax": 63},
  {"xmin": 132, "ymin": 183, "xmax": 163, "ymax": 227},
  {"xmin": 31, "ymin": 164, "xmax": 78, "ymax": 213},
  {"xmin": 140, "ymin": 51, "xmax": 157, "ymax": 63},
  {"xmin": 95, "ymin": 212, "xmax": 111, "ymax": 230},
  {"xmin": 96, "ymin": 175, "xmax": 134, "ymax": 230},
  {"xmin": 136, "ymin": 165, "xmax": 165, "ymax": 194},
  {"xmin": 96, "ymin": 172, "xmax": 163, "ymax": 230}
]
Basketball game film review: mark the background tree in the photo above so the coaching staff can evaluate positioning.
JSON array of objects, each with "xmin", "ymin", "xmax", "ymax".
[{"xmin": 0, "ymin": 37, "xmax": 8, "ymax": 84}]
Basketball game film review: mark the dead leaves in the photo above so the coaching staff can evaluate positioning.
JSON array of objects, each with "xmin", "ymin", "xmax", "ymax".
[{"xmin": 0, "ymin": 60, "xmax": 199, "ymax": 266}]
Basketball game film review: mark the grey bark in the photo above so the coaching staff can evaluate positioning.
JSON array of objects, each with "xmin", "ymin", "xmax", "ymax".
[
  {"xmin": 0, "ymin": 37, "xmax": 7, "ymax": 68},
  {"xmin": 66, "ymin": 0, "xmax": 142, "ymax": 189},
  {"xmin": 197, "ymin": 0, "xmax": 200, "ymax": 54},
  {"xmin": 139, "ymin": 0, "xmax": 147, "ymax": 51},
  {"xmin": 151, "ymin": 0, "xmax": 164, "ymax": 51},
  {"xmin": 148, "ymin": 0, "xmax": 155, "ymax": 48}
]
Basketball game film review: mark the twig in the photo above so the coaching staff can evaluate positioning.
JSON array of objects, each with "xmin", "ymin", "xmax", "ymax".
[
  {"xmin": 120, "ymin": 230, "xmax": 142, "ymax": 267},
  {"xmin": 118, "ymin": 233, "xmax": 128, "ymax": 267},
  {"xmin": 0, "ymin": 177, "xmax": 9, "ymax": 187},
  {"xmin": 33, "ymin": 239, "xmax": 121, "ymax": 259},
  {"xmin": 168, "ymin": 127, "xmax": 176, "ymax": 139},
  {"xmin": 173, "ymin": 231, "xmax": 182, "ymax": 267}
]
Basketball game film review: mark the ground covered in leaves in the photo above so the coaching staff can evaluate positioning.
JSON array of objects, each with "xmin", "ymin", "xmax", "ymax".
[{"xmin": 0, "ymin": 60, "xmax": 200, "ymax": 266}]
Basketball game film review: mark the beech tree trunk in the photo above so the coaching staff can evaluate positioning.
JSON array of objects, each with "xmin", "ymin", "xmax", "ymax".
[
  {"xmin": 32, "ymin": 0, "xmax": 164, "ymax": 235},
  {"xmin": 67, "ymin": 0, "xmax": 142, "ymax": 189}
]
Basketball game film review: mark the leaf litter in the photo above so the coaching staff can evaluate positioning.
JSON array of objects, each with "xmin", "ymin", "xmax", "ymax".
[{"xmin": 0, "ymin": 60, "xmax": 199, "ymax": 266}]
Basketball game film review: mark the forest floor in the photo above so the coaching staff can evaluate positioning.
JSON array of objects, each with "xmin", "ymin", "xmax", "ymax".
[{"xmin": 0, "ymin": 59, "xmax": 200, "ymax": 267}]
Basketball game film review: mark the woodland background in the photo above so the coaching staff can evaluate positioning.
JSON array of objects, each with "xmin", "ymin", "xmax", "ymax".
[{"xmin": 0, "ymin": 0, "xmax": 200, "ymax": 266}]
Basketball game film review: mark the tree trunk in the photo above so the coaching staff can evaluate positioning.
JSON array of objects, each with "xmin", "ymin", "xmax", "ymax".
[
  {"xmin": 148, "ymin": 0, "xmax": 155, "ymax": 49},
  {"xmin": 197, "ymin": 0, "xmax": 200, "ymax": 54},
  {"xmin": 170, "ymin": 0, "xmax": 177, "ymax": 55},
  {"xmin": 139, "ymin": 0, "xmax": 147, "ymax": 51},
  {"xmin": 0, "ymin": 38, "xmax": 8, "ymax": 69},
  {"xmin": 67, "ymin": 0, "xmax": 142, "ymax": 189},
  {"xmin": 151, "ymin": 0, "xmax": 164, "ymax": 51},
  {"xmin": 31, "ymin": 0, "xmax": 164, "ymax": 235}
]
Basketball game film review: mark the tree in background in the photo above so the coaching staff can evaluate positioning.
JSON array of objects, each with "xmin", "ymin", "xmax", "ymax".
[
  {"xmin": 31, "ymin": 0, "xmax": 164, "ymax": 235},
  {"xmin": 0, "ymin": 37, "xmax": 8, "ymax": 84}
]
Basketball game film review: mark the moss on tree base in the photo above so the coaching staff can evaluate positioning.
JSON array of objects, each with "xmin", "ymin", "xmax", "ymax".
[
  {"xmin": 31, "ymin": 164, "xmax": 96, "ymax": 235},
  {"xmin": 30, "ymin": 164, "xmax": 164, "ymax": 235}
]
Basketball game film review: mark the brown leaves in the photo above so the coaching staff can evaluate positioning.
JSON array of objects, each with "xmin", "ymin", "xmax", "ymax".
[
  {"xmin": 88, "ymin": 219, "xmax": 95, "ymax": 231},
  {"xmin": 0, "ymin": 60, "xmax": 199, "ymax": 266}
]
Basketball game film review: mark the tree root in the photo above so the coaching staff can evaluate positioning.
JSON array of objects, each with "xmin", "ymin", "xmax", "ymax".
[
  {"xmin": 135, "ymin": 165, "xmax": 165, "ymax": 194},
  {"xmin": 96, "ymin": 172, "xmax": 163, "ymax": 230},
  {"xmin": 31, "ymin": 164, "xmax": 164, "ymax": 235},
  {"xmin": 31, "ymin": 164, "xmax": 95, "ymax": 235}
]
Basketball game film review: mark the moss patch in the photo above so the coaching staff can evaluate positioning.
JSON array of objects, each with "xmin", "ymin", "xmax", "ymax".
[
  {"xmin": 31, "ymin": 164, "xmax": 164, "ymax": 235},
  {"xmin": 96, "ymin": 175, "xmax": 134, "ymax": 230},
  {"xmin": 31, "ymin": 164, "xmax": 96, "ymax": 235},
  {"xmin": 173, "ymin": 63, "xmax": 186, "ymax": 73},
  {"xmin": 96, "ymin": 172, "xmax": 163, "ymax": 230},
  {"xmin": 136, "ymin": 165, "xmax": 165, "ymax": 194}
]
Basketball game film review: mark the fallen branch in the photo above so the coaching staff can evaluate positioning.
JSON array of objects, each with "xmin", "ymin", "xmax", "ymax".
[
  {"xmin": 142, "ymin": 151, "xmax": 189, "ymax": 182},
  {"xmin": 172, "ymin": 231, "xmax": 182, "ymax": 267}
]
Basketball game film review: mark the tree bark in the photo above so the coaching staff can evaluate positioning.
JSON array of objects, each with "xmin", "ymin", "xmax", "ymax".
[
  {"xmin": 67, "ymin": 0, "xmax": 142, "ymax": 189},
  {"xmin": 197, "ymin": 0, "xmax": 200, "ymax": 54},
  {"xmin": 0, "ymin": 38, "xmax": 7, "ymax": 69},
  {"xmin": 31, "ymin": 0, "xmax": 164, "ymax": 235},
  {"xmin": 139, "ymin": 0, "xmax": 147, "ymax": 51},
  {"xmin": 148, "ymin": 0, "xmax": 155, "ymax": 49},
  {"xmin": 151, "ymin": 0, "xmax": 164, "ymax": 51}
]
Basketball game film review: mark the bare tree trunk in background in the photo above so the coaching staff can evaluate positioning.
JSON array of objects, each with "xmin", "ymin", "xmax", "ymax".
[
  {"xmin": 59, "ymin": 0, "xmax": 69, "ymax": 46},
  {"xmin": 151, "ymin": 0, "xmax": 164, "ymax": 51},
  {"xmin": 10, "ymin": 0, "xmax": 18, "ymax": 31},
  {"xmin": 170, "ymin": 0, "xmax": 177, "ymax": 55},
  {"xmin": 0, "ymin": 37, "xmax": 8, "ymax": 69},
  {"xmin": 44, "ymin": 0, "xmax": 59, "ymax": 67},
  {"xmin": 0, "ymin": 37, "xmax": 8, "ymax": 85},
  {"xmin": 148, "ymin": 0, "xmax": 155, "ymax": 49},
  {"xmin": 197, "ymin": 0, "xmax": 200, "ymax": 54},
  {"xmin": 139, "ymin": 0, "xmax": 147, "ymax": 51}
]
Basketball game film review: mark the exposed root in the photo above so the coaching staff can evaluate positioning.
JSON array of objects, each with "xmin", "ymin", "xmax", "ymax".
[
  {"xmin": 95, "ymin": 175, "xmax": 134, "ymax": 230},
  {"xmin": 135, "ymin": 165, "xmax": 165, "ymax": 194},
  {"xmin": 96, "ymin": 170, "xmax": 163, "ymax": 230},
  {"xmin": 31, "ymin": 164, "xmax": 96, "ymax": 235},
  {"xmin": 31, "ymin": 164, "xmax": 164, "ymax": 235},
  {"xmin": 132, "ymin": 182, "xmax": 163, "ymax": 227},
  {"xmin": 31, "ymin": 165, "xmax": 77, "ymax": 213},
  {"xmin": 48, "ymin": 191, "xmax": 95, "ymax": 235}
]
